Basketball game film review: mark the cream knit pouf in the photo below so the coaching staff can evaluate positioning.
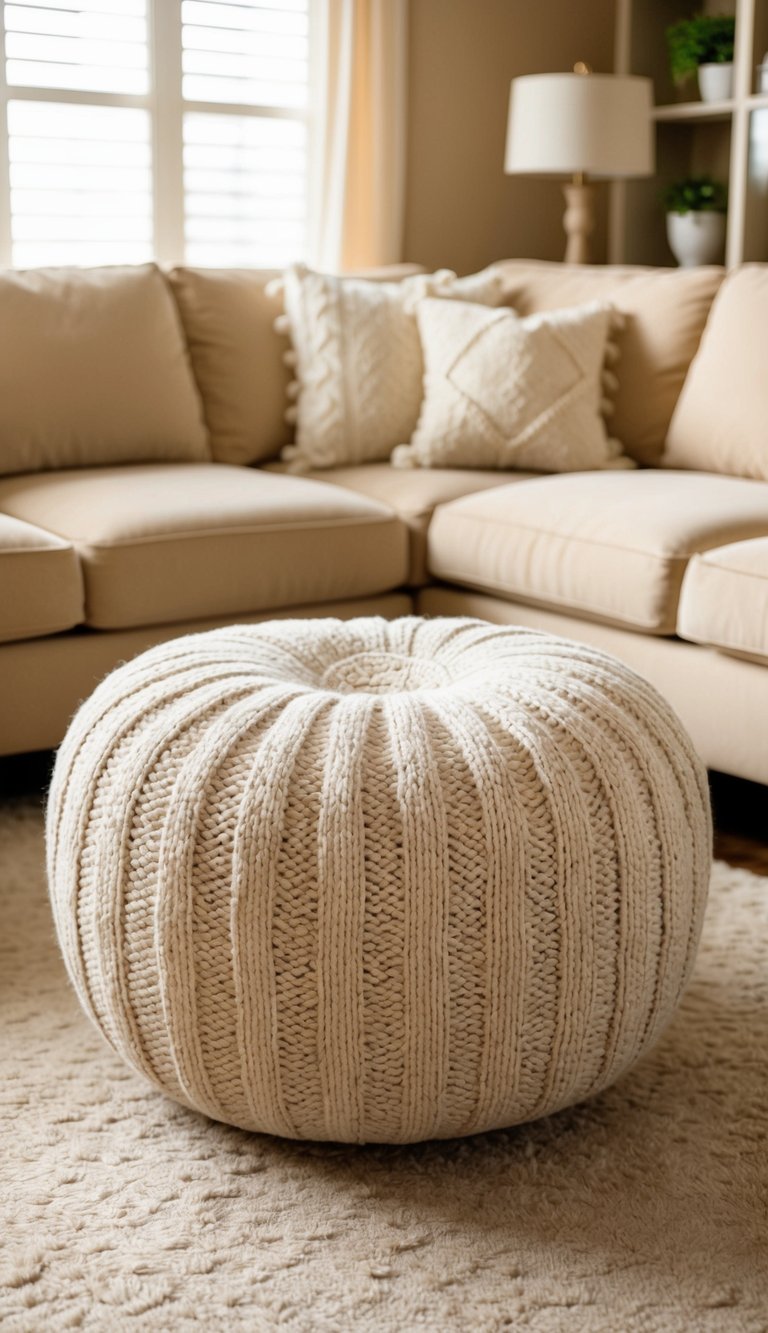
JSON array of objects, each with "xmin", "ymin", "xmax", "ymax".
[{"xmin": 47, "ymin": 616, "xmax": 711, "ymax": 1144}]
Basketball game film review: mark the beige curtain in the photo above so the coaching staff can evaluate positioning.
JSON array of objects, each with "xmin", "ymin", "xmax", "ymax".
[{"xmin": 312, "ymin": 0, "xmax": 408, "ymax": 272}]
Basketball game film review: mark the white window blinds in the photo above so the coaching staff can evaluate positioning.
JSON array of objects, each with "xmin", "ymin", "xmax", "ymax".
[
  {"xmin": 181, "ymin": 0, "xmax": 308, "ymax": 108},
  {"xmin": 0, "ymin": 0, "xmax": 312, "ymax": 268},
  {"xmin": 180, "ymin": 0, "xmax": 309, "ymax": 268},
  {"xmin": 5, "ymin": 0, "xmax": 149, "ymax": 94},
  {"xmin": 7, "ymin": 98, "xmax": 152, "ymax": 266}
]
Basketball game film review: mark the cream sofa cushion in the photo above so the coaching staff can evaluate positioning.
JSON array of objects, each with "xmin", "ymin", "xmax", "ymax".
[
  {"xmin": 393, "ymin": 299, "xmax": 629, "ymax": 474},
  {"xmin": 0, "ymin": 265, "xmax": 208, "ymax": 476},
  {"xmin": 427, "ymin": 470, "xmax": 768, "ymax": 633},
  {"xmin": 278, "ymin": 264, "xmax": 504, "ymax": 472},
  {"xmin": 492, "ymin": 259, "xmax": 723, "ymax": 466},
  {"xmin": 265, "ymin": 460, "xmax": 536, "ymax": 585},
  {"xmin": 168, "ymin": 267, "xmax": 291, "ymax": 466},
  {"xmin": 664, "ymin": 267, "xmax": 768, "ymax": 480},
  {"xmin": 0, "ymin": 513, "xmax": 83, "ymax": 642},
  {"xmin": 0, "ymin": 465, "xmax": 407, "ymax": 630},
  {"xmin": 678, "ymin": 538, "xmax": 768, "ymax": 663}
]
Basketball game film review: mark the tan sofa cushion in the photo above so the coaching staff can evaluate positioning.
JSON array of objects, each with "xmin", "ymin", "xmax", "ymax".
[
  {"xmin": 168, "ymin": 264, "xmax": 425, "ymax": 468},
  {"xmin": 492, "ymin": 259, "xmax": 723, "ymax": 466},
  {"xmin": 428, "ymin": 470, "xmax": 768, "ymax": 633},
  {"xmin": 664, "ymin": 266, "xmax": 768, "ymax": 481},
  {"xmin": 0, "ymin": 513, "xmax": 83, "ymax": 642},
  {"xmin": 678, "ymin": 538, "xmax": 768, "ymax": 663},
  {"xmin": 168, "ymin": 267, "xmax": 290, "ymax": 467},
  {"xmin": 265, "ymin": 461, "xmax": 535, "ymax": 584},
  {"xmin": 0, "ymin": 265, "xmax": 208, "ymax": 476},
  {"xmin": 0, "ymin": 465, "xmax": 407, "ymax": 630}
]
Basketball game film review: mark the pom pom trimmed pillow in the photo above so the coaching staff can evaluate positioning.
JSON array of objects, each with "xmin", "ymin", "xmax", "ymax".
[
  {"xmin": 47, "ymin": 616, "xmax": 711, "ymax": 1144},
  {"xmin": 393, "ymin": 298, "xmax": 632, "ymax": 473},
  {"xmin": 273, "ymin": 264, "xmax": 505, "ymax": 472}
]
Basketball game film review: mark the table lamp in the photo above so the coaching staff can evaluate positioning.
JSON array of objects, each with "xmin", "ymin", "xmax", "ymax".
[{"xmin": 505, "ymin": 65, "xmax": 654, "ymax": 263}]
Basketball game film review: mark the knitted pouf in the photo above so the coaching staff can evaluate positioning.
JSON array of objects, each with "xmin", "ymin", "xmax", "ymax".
[{"xmin": 47, "ymin": 616, "xmax": 711, "ymax": 1144}]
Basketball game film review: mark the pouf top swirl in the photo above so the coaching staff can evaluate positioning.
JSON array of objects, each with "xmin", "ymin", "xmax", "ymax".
[{"xmin": 47, "ymin": 616, "xmax": 711, "ymax": 1143}]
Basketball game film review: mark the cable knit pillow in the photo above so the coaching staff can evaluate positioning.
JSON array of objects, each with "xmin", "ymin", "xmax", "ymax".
[
  {"xmin": 392, "ymin": 298, "xmax": 632, "ymax": 474},
  {"xmin": 274, "ymin": 263, "xmax": 505, "ymax": 472}
]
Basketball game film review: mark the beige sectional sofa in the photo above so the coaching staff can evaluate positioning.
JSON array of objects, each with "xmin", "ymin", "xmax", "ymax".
[{"xmin": 2, "ymin": 257, "xmax": 768, "ymax": 785}]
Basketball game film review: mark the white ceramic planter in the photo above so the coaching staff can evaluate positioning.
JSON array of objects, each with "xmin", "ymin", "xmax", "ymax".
[
  {"xmin": 666, "ymin": 211, "xmax": 726, "ymax": 267},
  {"xmin": 698, "ymin": 62, "xmax": 733, "ymax": 102}
]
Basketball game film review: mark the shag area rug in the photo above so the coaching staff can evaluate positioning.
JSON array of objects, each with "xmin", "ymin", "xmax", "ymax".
[{"xmin": 1, "ymin": 797, "xmax": 766, "ymax": 1333}]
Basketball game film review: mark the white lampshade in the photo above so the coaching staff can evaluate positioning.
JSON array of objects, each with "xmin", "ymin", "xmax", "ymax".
[{"xmin": 505, "ymin": 72, "xmax": 654, "ymax": 179}]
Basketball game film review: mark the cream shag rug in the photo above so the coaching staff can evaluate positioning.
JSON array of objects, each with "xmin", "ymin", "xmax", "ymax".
[{"xmin": 1, "ymin": 798, "xmax": 766, "ymax": 1333}]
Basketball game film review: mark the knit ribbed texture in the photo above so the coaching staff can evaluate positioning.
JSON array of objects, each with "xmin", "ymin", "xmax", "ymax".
[
  {"xmin": 46, "ymin": 616, "xmax": 712, "ymax": 1144},
  {"xmin": 276, "ymin": 264, "xmax": 505, "ymax": 472}
]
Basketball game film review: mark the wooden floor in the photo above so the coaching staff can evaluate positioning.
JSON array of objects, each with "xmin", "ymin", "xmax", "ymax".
[{"xmin": 3, "ymin": 753, "xmax": 767, "ymax": 877}]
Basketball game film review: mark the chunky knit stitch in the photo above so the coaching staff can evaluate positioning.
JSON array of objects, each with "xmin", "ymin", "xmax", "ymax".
[{"xmin": 46, "ymin": 616, "xmax": 711, "ymax": 1144}]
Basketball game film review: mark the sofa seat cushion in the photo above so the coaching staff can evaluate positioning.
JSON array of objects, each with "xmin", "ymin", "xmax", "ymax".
[
  {"xmin": 427, "ymin": 470, "xmax": 768, "ymax": 634},
  {"xmin": 678, "ymin": 539, "xmax": 768, "ymax": 663},
  {"xmin": 265, "ymin": 461, "xmax": 536, "ymax": 584},
  {"xmin": 0, "ymin": 465, "xmax": 407, "ymax": 631},
  {"xmin": 0, "ymin": 513, "xmax": 83, "ymax": 642}
]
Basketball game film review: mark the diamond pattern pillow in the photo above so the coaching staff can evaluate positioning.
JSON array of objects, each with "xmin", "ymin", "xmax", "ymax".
[
  {"xmin": 275, "ymin": 264, "xmax": 505, "ymax": 472},
  {"xmin": 393, "ymin": 298, "xmax": 632, "ymax": 474}
]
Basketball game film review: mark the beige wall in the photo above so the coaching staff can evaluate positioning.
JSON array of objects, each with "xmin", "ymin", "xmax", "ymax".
[{"xmin": 403, "ymin": 0, "xmax": 616, "ymax": 273}]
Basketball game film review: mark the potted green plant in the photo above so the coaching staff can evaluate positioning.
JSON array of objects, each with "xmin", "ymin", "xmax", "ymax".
[
  {"xmin": 664, "ymin": 176, "xmax": 727, "ymax": 266},
  {"xmin": 666, "ymin": 14, "xmax": 736, "ymax": 102}
]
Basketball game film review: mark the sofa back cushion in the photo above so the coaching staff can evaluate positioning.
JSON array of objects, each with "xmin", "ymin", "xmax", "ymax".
[
  {"xmin": 168, "ymin": 264, "xmax": 425, "ymax": 466},
  {"xmin": 0, "ymin": 264, "xmax": 208, "ymax": 476},
  {"xmin": 168, "ymin": 266, "xmax": 289, "ymax": 466},
  {"xmin": 664, "ymin": 265, "xmax": 768, "ymax": 480},
  {"xmin": 492, "ymin": 259, "xmax": 724, "ymax": 466}
]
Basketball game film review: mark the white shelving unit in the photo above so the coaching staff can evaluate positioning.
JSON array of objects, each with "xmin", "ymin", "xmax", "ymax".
[{"xmin": 609, "ymin": 0, "xmax": 768, "ymax": 267}]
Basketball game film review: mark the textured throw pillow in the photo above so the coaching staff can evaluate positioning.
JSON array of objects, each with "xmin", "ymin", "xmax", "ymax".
[
  {"xmin": 168, "ymin": 263, "xmax": 424, "ymax": 467},
  {"xmin": 275, "ymin": 263, "xmax": 505, "ymax": 471},
  {"xmin": 392, "ymin": 299, "xmax": 632, "ymax": 474}
]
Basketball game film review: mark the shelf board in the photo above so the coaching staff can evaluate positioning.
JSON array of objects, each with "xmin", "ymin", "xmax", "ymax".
[
  {"xmin": 651, "ymin": 94, "xmax": 768, "ymax": 124},
  {"xmin": 652, "ymin": 100, "xmax": 734, "ymax": 122}
]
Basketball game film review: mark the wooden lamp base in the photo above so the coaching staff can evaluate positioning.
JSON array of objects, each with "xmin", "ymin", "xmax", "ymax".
[{"xmin": 562, "ymin": 179, "xmax": 595, "ymax": 264}]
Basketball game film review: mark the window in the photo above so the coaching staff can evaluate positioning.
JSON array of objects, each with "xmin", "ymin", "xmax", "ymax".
[{"xmin": 0, "ymin": 0, "xmax": 313, "ymax": 268}]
